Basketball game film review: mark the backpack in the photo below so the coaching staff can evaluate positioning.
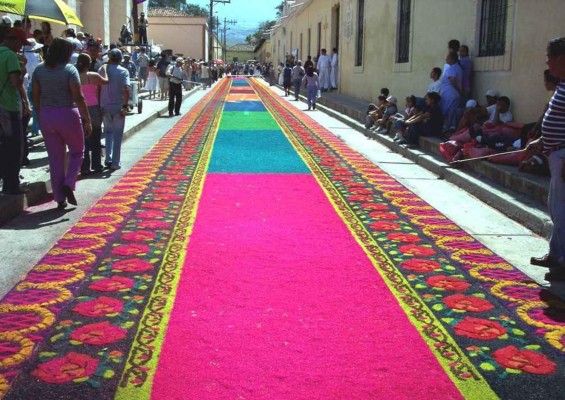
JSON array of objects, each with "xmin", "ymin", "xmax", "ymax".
[{"xmin": 158, "ymin": 60, "xmax": 169, "ymax": 78}]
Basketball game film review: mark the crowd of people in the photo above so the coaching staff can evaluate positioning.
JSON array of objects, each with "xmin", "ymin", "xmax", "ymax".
[{"xmin": 0, "ymin": 15, "xmax": 209, "ymax": 209}]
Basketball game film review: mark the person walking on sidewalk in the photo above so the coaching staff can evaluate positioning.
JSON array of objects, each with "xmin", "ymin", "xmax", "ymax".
[
  {"xmin": 529, "ymin": 37, "xmax": 565, "ymax": 280},
  {"xmin": 167, "ymin": 57, "xmax": 186, "ymax": 116},
  {"xmin": 291, "ymin": 60, "xmax": 305, "ymax": 101},
  {"xmin": 0, "ymin": 28, "xmax": 31, "ymax": 195},
  {"xmin": 99, "ymin": 48, "xmax": 130, "ymax": 171},
  {"xmin": 76, "ymin": 53, "xmax": 108, "ymax": 175},
  {"xmin": 302, "ymin": 66, "xmax": 319, "ymax": 111},
  {"xmin": 32, "ymin": 37, "xmax": 92, "ymax": 209}
]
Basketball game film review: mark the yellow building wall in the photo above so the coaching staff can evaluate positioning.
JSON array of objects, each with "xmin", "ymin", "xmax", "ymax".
[
  {"xmin": 271, "ymin": 0, "xmax": 565, "ymax": 122},
  {"xmin": 150, "ymin": 17, "xmax": 207, "ymax": 59}
]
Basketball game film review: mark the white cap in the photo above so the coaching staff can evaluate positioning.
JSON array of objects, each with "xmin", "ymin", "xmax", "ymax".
[
  {"xmin": 1, "ymin": 15, "xmax": 12, "ymax": 25},
  {"xmin": 23, "ymin": 38, "xmax": 44, "ymax": 52},
  {"xmin": 386, "ymin": 96, "xmax": 397, "ymax": 104},
  {"xmin": 465, "ymin": 99, "xmax": 477, "ymax": 108},
  {"xmin": 485, "ymin": 89, "xmax": 499, "ymax": 98}
]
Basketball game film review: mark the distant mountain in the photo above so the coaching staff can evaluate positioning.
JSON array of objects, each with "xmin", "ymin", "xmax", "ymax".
[{"xmin": 224, "ymin": 25, "xmax": 256, "ymax": 46}]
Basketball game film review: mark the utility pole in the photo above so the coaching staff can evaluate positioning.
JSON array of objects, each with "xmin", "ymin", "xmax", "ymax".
[
  {"xmin": 209, "ymin": 0, "xmax": 231, "ymax": 61},
  {"xmin": 222, "ymin": 18, "xmax": 237, "ymax": 62}
]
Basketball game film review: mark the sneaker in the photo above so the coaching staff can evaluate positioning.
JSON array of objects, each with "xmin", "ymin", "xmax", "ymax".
[
  {"xmin": 110, "ymin": 165, "xmax": 122, "ymax": 171},
  {"xmin": 380, "ymin": 129, "xmax": 388, "ymax": 134}
]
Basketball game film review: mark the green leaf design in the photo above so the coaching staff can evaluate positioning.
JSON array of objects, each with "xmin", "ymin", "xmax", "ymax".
[
  {"xmin": 50, "ymin": 333, "xmax": 65, "ymax": 343},
  {"xmin": 103, "ymin": 369, "xmax": 115, "ymax": 379},
  {"xmin": 432, "ymin": 303, "xmax": 445, "ymax": 311},
  {"xmin": 524, "ymin": 345, "xmax": 541, "ymax": 350},
  {"xmin": 505, "ymin": 368, "xmax": 522, "ymax": 374},
  {"xmin": 512, "ymin": 329, "xmax": 525, "ymax": 336},
  {"xmin": 480, "ymin": 362, "xmax": 496, "ymax": 372},
  {"xmin": 69, "ymin": 340, "xmax": 83, "ymax": 346},
  {"xmin": 39, "ymin": 352, "xmax": 58, "ymax": 358}
]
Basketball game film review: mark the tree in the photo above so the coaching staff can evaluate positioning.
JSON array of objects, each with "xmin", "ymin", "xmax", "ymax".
[
  {"xmin": 148, "ymin": 0, "xmax": 185, "ymax": 8},
  {"xmin": 275, "ymin": 1, "xmax": 284, "ymax": 18},
  {"xmin": 148, "ymin": 0, "xmax": 207, "ymax": 16},
  {"xmin": 245, "ymin": 20, "xmax": 275, "ymax": 44},
  {"xmin": 184, "ymin": 4, "xmax": 209, "ymax": 16}
]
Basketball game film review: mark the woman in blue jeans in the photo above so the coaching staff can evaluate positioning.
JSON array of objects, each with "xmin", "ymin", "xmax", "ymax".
[{"xmin": 302, "ymin": 66, "xmax": 319, "ymax": 111}]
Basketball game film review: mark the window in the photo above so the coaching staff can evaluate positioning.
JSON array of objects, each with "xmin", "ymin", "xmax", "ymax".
[
  {"xmin": 478, "ymin": 0, "xmax": 507, "ymax": 57},
  {"xmin": 396, "ymin": 0, "xmax": 411, "ymax": 63},
  {"xmin": 317, "ymin": 22, "xmax": 322, "ymax": 56},
  {"xmin": 355, "ymin": 0, "xmax": 364, "ymax": 66},
  {"xmin": 307, "ymin": 28, "xmax": 311, "ymax": 57}
]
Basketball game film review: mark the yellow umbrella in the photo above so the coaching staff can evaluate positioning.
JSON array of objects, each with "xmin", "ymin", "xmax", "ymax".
[{"xmin": 0, "ymin": 0, "xmax": 83, "ymax": 27}]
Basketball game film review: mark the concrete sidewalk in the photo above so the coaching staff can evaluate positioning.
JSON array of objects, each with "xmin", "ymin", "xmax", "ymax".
[{"xmin": 0, "ymin": 88, "xmax": 200, "ymax": 225}]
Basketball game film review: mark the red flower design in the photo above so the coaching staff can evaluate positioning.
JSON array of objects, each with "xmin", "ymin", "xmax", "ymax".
[
  {"xmin": 368, "ymin": 212, "xmax": 397, "ymax": 220},
  {"xmin": 73, "ymin": 296, "xmax": 124, "ymax": 317},
  {"xmin": 362, "ymin": 203, "xmax": 389, "ymax": 211},
  {"xmin": 112, "ymin": 258, "xmax": 154, "ymax": 273},
  {"xmin": 387, "ymin": 232, "xmax": 421, "ymax": 243},
  {"xmin": 88, "ymin": 276, "xmax": 135, "ymax": 292},
  {"xmin": 121, "ymin": 231, "xmax": 157, "ymax": 242},
  {"xmin": 370, "ymin": 221, "xmax": 401, "ymax": 231},
  {"xmin": 31, "ymin": 352, "xmax": 99, "ymax": 383},
  {"xmin": 142, "ymin": 201, "xmax": 170, "ymax": 210},
  {"xmin": 399, "ymin": 245, "xmax": 436, "ymax": 257},
  {"xmin": 400, "ymin": 259, "xmax": 441, "ymax": 273},
  {"xmin": 138, "ymin": 220, "xmax": 171, "ymax": 229},
  {"xmin": 136, "ymin": 210, "xmax": 166, "ymax": 219},
  {"xmin": 70, "ymin": 321, "xmax": 127, "ymax": 345},
  {"xmin": 493, "ymin": 346, "xmax": 556, "ymax": 375},
  {"xmin": 426, "ymin": 275, "xmax": 471, "ymax": 291},
  {"xmin": 112, "ymin": 243, "xmax": 150, "ymax": 256},
  {"xmin": 347, "ymin": 194, "xmax": 373, "ymax": 202},
  {"xmin": 454, "ymin": 317, "xmax": 506, "ymax": 340},
  {"xmin": 444, "ymin": 294, "xmax": 494, "ymax": 313},
  {"xmin": 153, "ymin": 194, "xmax": 183, "ymax": 201}
]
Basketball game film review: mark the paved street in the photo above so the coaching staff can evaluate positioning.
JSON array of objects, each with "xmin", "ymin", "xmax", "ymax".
[{"xmin": 0, "ymin": 78, "xmax": 563, "ymax": 399}]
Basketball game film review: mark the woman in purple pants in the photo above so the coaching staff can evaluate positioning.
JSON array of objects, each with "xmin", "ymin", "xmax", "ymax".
[{"xmin": 32, "ymin": 38, "xmax": 92, "ymax": 209}]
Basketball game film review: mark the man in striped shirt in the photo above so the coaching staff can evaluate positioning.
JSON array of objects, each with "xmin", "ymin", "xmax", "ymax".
[{"xmin": 529, "ymin": 37, "xmax": 565, "ymax": 280}]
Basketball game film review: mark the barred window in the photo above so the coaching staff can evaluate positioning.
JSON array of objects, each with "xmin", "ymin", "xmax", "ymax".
[
  {"xmin": 396, "ymin": 0, "xmax": 411, "ymax": 63},
  {"xmin": 355, "ymin": 0, "xmax": 364, "ymax": 66},
  {"xmin": 478, "ymin": 0, "xmax": 507, "ymax": 57}
]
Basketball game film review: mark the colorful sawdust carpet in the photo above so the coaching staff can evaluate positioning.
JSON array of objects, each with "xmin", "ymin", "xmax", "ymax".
[{"xmin": 0, "ymin": 77, "xmax": 564, "ymax": 399}]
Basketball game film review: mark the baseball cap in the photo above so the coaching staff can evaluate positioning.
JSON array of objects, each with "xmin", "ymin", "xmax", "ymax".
[
  {"xmin": 109, "ymin": 48, "xmax": 122, "ymax": 60},
  {"xmin": 23, "ymin": 38, "xmax": 44, "ymax": 52},
  {"xmin": 485, "ymin": 89, "xmax": 499, "ymax": 98},
  {"xmin": 6, "ymin": 28, "xmax": 31, "ymax": 45},
  {"xmin": 386, "ymin": 96, "xmax": 397, "ymax": 104},
  {"xmin": 175, "ymin": 57, "xmax": 183, "ymax": 63},
  {"xmin": 465, "ymin": 99, "xmax": 477, "ymax": 108},
  {"xmin": 1, "ymin": 16, "xmax": 12, "ymax": 25}
]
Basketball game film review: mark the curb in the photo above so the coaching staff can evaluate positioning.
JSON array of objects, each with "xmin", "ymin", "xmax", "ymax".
[
  {"xmin": 0, "ymin": 88, "xmax": 200, "ymax": 226},
  {"xmin": 308, "ymin": 97, "xmax": 552, "ymax": 237}
]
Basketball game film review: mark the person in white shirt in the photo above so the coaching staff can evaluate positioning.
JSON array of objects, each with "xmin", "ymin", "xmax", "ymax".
[
  {"xmin": 167, "ymin": 57, "xmax": 187, "ymax": 116},
  {"xmin": 427, "ymin": 67, "xmax": 441, "ymax": 94},
  {"xmin": 330, "ymin": 47, "xmax": 338, "ymax": 90},
  {"xmin": 316, "ymin": 48, "xmax": 331, "ymax": 91}
]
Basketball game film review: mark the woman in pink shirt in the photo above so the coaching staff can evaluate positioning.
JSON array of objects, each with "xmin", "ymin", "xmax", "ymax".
[{"xmin": 76, "ymin": 53, "xmax": 108, "ymax": 175}]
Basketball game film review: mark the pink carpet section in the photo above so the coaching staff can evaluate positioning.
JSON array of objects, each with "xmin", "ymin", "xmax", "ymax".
[{"xmin": 152, "ymin": 174, "xmax": 462, "ymax": 400}]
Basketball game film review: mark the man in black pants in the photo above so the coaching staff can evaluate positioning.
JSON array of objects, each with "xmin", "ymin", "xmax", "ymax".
[{"xmin": 167, "ymin": 57, "xmax": 185, "ymax": 116}]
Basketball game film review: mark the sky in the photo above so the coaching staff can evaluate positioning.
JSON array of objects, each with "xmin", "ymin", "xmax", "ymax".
[{"xmin": 186, "ymin": 0, "xmax": 281, "ymax": 31}]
